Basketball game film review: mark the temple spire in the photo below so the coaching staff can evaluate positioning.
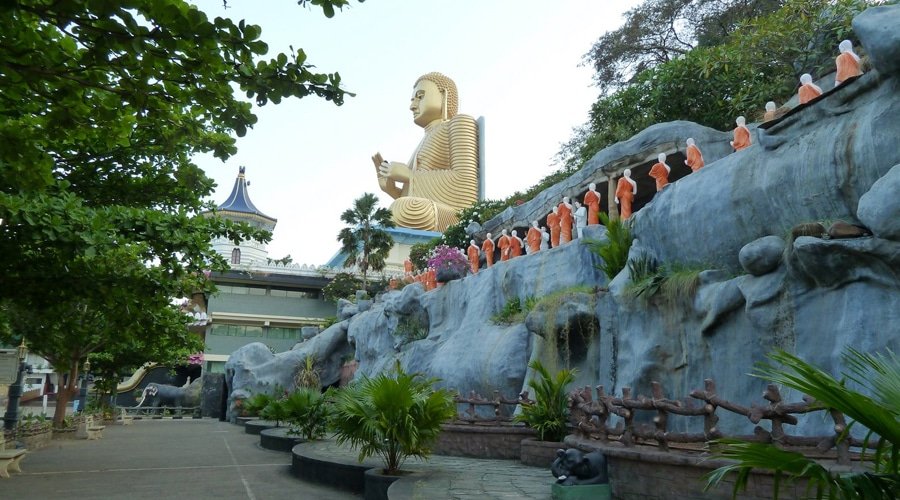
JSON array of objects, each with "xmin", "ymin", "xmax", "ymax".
[{"xmin": 216, "ymin": 166, "xmax": 276, "ymax": 223}]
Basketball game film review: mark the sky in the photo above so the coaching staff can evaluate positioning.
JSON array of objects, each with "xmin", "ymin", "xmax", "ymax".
[{"xmin": 192, "ymin": 0, "xmax": 642, "ymax": 265}]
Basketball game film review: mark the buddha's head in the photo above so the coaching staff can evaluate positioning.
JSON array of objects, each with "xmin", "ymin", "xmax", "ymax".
[
  {"xmin": 624, "ymin": 168, "xmax": 632, "ymax": 178},
  {"xmin": 512, "ymin": 230, "xmax": 518, "ymax": 237},
  {"xmin": 589, "ymin": 182, "xmax": 596, "ymax": 190},
  {"xmin": 501, "ymin": 229, "xmax": 508, "ymax": 236},
  {"xmin": 470, "ymin": 239, "xmax": 476, "ymax": 246},
  {"xmin": 658, "ymin": 153, "xmax": 666, "ymax": 163},
  {"xmin": 411, "ymin": 72, "xmax": 458, "ymax": 127},
  {"xmin": 563, "ymin": 196, "xmax": 570, "ymax": 204},
  {"xmin": 686, "ymin": 138, "xmax": 695, "ymax": 147},
  {"xmin": 800, "ymin": 73, "xmax": 813, "ymax": 85},
  {"xmin": 486, "ymin": 232, "xmax": 492, "ymax": 240},
  {"xmin": 736, "ymin": 116, "xmax": 746, "ymax": 126},
  {"xmin": 765, "ymin": 101, "xmax": 776, "ymax": 112}
]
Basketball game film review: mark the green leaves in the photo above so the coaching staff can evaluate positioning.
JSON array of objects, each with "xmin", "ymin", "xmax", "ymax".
[
  {"xmin": 705, "ymin": 348, "xmax": 900, "ymax": 499},
  {"xmin": 330, "ymin": 362, "xmax": 456, "ymax": 474},
  {"xmin": 337, "ymin": 193, "xmax": 395, "ymax": 288},
  {"xmin": 515, "ymin": 360, "xmax": 576, "ymax": 442}
]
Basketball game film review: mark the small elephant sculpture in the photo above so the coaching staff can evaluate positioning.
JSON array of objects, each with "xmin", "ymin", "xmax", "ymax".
[
  {"xmin": 137, "ymin": 380, "xmax": 197, "ymax": 408},
  {"xmin": 550, "ymin": 448, "xmax": 608, "ymax": 486}
]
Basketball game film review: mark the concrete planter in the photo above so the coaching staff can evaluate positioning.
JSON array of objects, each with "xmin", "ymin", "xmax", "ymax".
[
  {"xmin": 520, "ymin": 437, "xmax": 565, "ymax": 467},
  {"xmin": 364, "ymin": 468, "xmax": 416, "ymax": 500},
  {"xmin": 259, "ymin": 427, "xmax": 305, "ymax": 452},
  {"xmin": 244, "ymin": 420, "xmax": 278, "ymax": 435}
]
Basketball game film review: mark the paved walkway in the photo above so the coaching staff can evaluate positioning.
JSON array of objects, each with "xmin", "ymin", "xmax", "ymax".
[
  {"xmin": 301, "ymin": 438, "xmax": 552, "ymax": 499},
  {"xmin": 2, "ymin": 419, "xmax": 553, "ymax": 499}
]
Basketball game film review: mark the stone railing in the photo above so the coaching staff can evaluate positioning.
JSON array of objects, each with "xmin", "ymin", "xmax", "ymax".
[
  {"xmin": 568, "ymin": 379, "xmax": 868, "ymax": 465},
  {"xmin": 122, "ymin": 406, "xmax": 202, "ymax": 419},
  {"xmin": 451, "ymin": 390, "xmax": 533, "ymax": 424}
]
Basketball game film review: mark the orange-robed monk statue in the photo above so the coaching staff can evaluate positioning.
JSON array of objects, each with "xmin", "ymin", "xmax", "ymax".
[
  {"xmin": 649, "ymin": 153, "xmax": 671, "ymax": 191},
  {"xmin": 482, "ymin": 233, "xmax": 495, "ymax": 268},
  {"xmin": 558, "ymin": 197, "xmax": 573, "ymax": 244},
  {"xmin": 583, "ymin": 183, "xmax": 601, "ymax": 225},
  {"xmin": 685, "ymin": 138, "xmax": 704, "ymax": 171},
  {"xmin": 798, "ymin": 73, "xmax": 822, "ymax": 105},
  {"xmin": 730, "ymin": 116, "xmax": 751, "ymax": 152},
  {"xmin": 497, "ymin": 229, "xmax": 511, "ymax": 262},
  {"xmin": 835, "ymin": 40, "xmax": 862, "ymax": 87},
  {"xmin": 526, "ymin": 221, "xmax": 541, "ymax": 254},
  {"xmin": 509, "ymin": 230, "xmax": 523, "ymax": 258},
  {"xmin": 547, "ymin": 206, "xmax": 561, "ymax": 248},
  {"xmin": 615, "ymin": 169, "xmax": 637, "ymax": 220},
  {"xmin": 372, "ymin": 72, "xmax": 478, "ymax": 231},
  {"xmin": 467, "ymin": 239, "xmax": 480, "ymax": 274}
]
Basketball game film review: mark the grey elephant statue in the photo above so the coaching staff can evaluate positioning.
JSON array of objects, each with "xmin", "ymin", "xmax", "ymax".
[
  {"xmin": 550, "ymin": 448, "xmax": 608, "ymax": 486},
  {"xmin": 137, "ymin": 379, "xmax": 200, "ymax": 408}
]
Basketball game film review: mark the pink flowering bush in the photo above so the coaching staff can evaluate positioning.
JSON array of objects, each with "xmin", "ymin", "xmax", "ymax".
[{"xmin": 427, "ymin": 244, "xmax": 468, "ymax": 277}]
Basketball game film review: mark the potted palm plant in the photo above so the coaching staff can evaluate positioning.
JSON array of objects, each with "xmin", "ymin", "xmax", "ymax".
[
  {"xmin": 330, "ymin": 361, "xmax": 456, "ymax": 500},
  {"xmin": 516, "ymin": 360, "xmax": 576, "ymax": 467}
]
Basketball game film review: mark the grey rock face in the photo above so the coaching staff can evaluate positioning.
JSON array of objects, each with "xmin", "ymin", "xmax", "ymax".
[
  {"xmin": 788, "ymin": 236, "xmax": 900, "ymax": 289},
  {"xmin": 224, "ymin": 321, "xmax": 353, "ymax": 420},
  {"xmin": 853, "ymin": 4, "xmax": 900, "ymax": 75},
  {"xmin": 739, "ymin": 235, "xmax": 786, "ymax": 276},
  {"xmin": 632, "ymin": 72, "xmax": 900, "ymax": 271},
  {"xmin": 349, "ymin": 240, "xmax": 606, "ymax": 400},
  {"xmin": 857, "ymin": 164, "xmax": 900, "ymax": 240}
]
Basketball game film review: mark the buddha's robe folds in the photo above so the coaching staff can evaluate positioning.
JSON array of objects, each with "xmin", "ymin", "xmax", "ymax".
[
  {"xmin": 526, "ymin": 227, "xmax": 541, "ymax": 253},
  {"xmin": 835, "ymin": 52, "xmax": 861, "ymax": 85},
  {"xmin": 615, "ymin": 178, "xmax": 635, "ymax": 220},
  {"xmin": 497, "ymin": 235, "xmax": 511, "ymax": 262},
  {"xmin": 481, "ymin": 239, "xmax": 495, "ymax": 267},
  {"xmin": 649, "ymin": 162, "xmax": 670, "ymax": 191},
  {"xmin": 467, "ymin": 244, "xmax": 480, "ymax": 274},
  {"xmin": 558, "ymin": 204, "xmax": 573, "ymax": 244},
  {"xmin": 798, "ymin": 83, "xmax": 822, "ymax": 105},
  {"xmin": 583, "ymin": 190, "xmax": 601, "ymax": 225},
  {"xmin": 510, "ymin": 237, "xmax": 523, "ymax": 258},
  {"xmin": 686, "ymin": 144, "xmax": 704, "ymax": 171},
  {"xmin": 547, "ymin": 212, "xmax": 561, "ymax": 248},
  {"xmin": 388, "ymin": 115, "xmax": 478, "ymax": 231},
  {"xmin": 732, "ymin": 126, "xmax": 751, "ymax": 151}
]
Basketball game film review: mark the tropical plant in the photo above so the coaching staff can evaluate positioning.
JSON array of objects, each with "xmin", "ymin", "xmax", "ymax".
[
  {"xmin": 242, "ymin": 392, "xmax": 275, "ymax": 417},
  {"xmin": 294, "ymin": 355, "xmax": 321, "ymax": 390},
  {"xmin": 705, "ymin": 348, "xmax": 900, "ymax": 499},
  {"xmin": 515, "ymin": 360, "xmax": 576, "ymax": 442},
  {"xmin": 337, "ymin": 193, "xmax": 395, "ymax": 289},
  {"xmin": 330, "ymin": 362, "xmax": 456, "ymax": 475},
  {"xmin": 585, "ymin": 212, "xmax": 633, "ymax": 281},
  {"xmin": 283, "ymin": 388, "xmax": 329, "ymax": 440},
  {"xmin": 260, "ymin": 399, "xmax": 289, "ymax": 427},
  {"xmin": 323, "ymin": 272, "xmax": 362, "ymax": 302}
]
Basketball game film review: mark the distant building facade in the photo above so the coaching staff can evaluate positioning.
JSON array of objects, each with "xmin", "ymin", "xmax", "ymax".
[{"xmin": 199, "ymin": 167, "xmax": 338, "ymax": 373}]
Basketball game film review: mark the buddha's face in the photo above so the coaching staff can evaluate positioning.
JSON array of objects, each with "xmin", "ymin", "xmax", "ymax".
[{"xmin": 410, "ymin": 79, "xmax": 443, "ymax": 127}]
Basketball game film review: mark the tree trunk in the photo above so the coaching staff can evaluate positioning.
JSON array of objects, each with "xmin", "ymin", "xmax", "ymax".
[{"xmin": 52, "ymin": 361, "xmax": 79, "ymax": 428}]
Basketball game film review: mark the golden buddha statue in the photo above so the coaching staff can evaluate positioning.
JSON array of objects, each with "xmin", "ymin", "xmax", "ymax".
[{"xmin": 372, "ymin": 72, "xmax": 479, "ymax": 231}]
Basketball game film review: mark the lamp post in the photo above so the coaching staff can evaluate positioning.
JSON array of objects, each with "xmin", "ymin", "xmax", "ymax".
[
  {"xmin": 77, "ymin": 359, "xmax": 91, "ymax": 413},
  {"xmin": 3, "ymin": 339, "xmax": 29, "ymax": 431}
]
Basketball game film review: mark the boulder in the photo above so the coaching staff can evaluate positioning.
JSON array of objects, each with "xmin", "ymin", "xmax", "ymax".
[
  {"xmin": 857, "ymin": 164, "xmax": 900, "ymax": 240},
  {"xmin": 853, "ymin": 4, "xmax": 900, "ymax": 75},
  {"xmin": 738, "ymin": 235, "xmax": 785, "ymax": 276}
]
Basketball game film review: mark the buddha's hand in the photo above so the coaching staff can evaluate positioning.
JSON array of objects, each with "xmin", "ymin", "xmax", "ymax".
[{"xmin": 379, "ymin": 161, "xmax": 411, "ymax": 183}]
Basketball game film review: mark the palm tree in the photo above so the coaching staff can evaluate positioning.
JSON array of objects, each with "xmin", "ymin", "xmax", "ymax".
[
  {"xmin": 337, "ymin": 193, "xmax": 395, "ymax": 290},
  {"xmin": 705, "ymin": 348, "xmax": 899, "ymax": 499}
]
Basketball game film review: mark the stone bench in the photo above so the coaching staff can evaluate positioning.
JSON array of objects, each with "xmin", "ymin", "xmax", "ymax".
[
  {"xmin": 0, "ymin": 449, "xmax": 27, "ymax": 479},
  {"xmin": 115, "ymin": 409, "xmax": 133, "ymax": 426},
  {"xmin": 76, "ymin": 416, "xmax": 106, "ymax": 440}
]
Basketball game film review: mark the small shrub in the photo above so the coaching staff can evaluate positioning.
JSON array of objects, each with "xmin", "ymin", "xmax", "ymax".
[
  {"xmin": 284, "ymin": 388, "xmax": 329, "ymax": 440},
  {"xmin": 243, "ymin": 392, "xmax": 275, "ymax": 417},
  {"xmin": 515, "ymin": 360, "xmax": 576, "ymax": 442},
  {"xmin": 294, "ymin": 355, "xmax": 321, "ymax": 390},
  {"xmin": 396, "ymin": 315, "xmax": 428, "ymax": 343},
  {"xmin": 585, "ymin": 212, "xmax": 632, "ymax": 280},
  {"xmin": 493, "ymin": 296, "xmax": 526, "ymax": 324},
  {"xmin": 260, "ymin": 399, "xmax": 289, "ymax": 427}
]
